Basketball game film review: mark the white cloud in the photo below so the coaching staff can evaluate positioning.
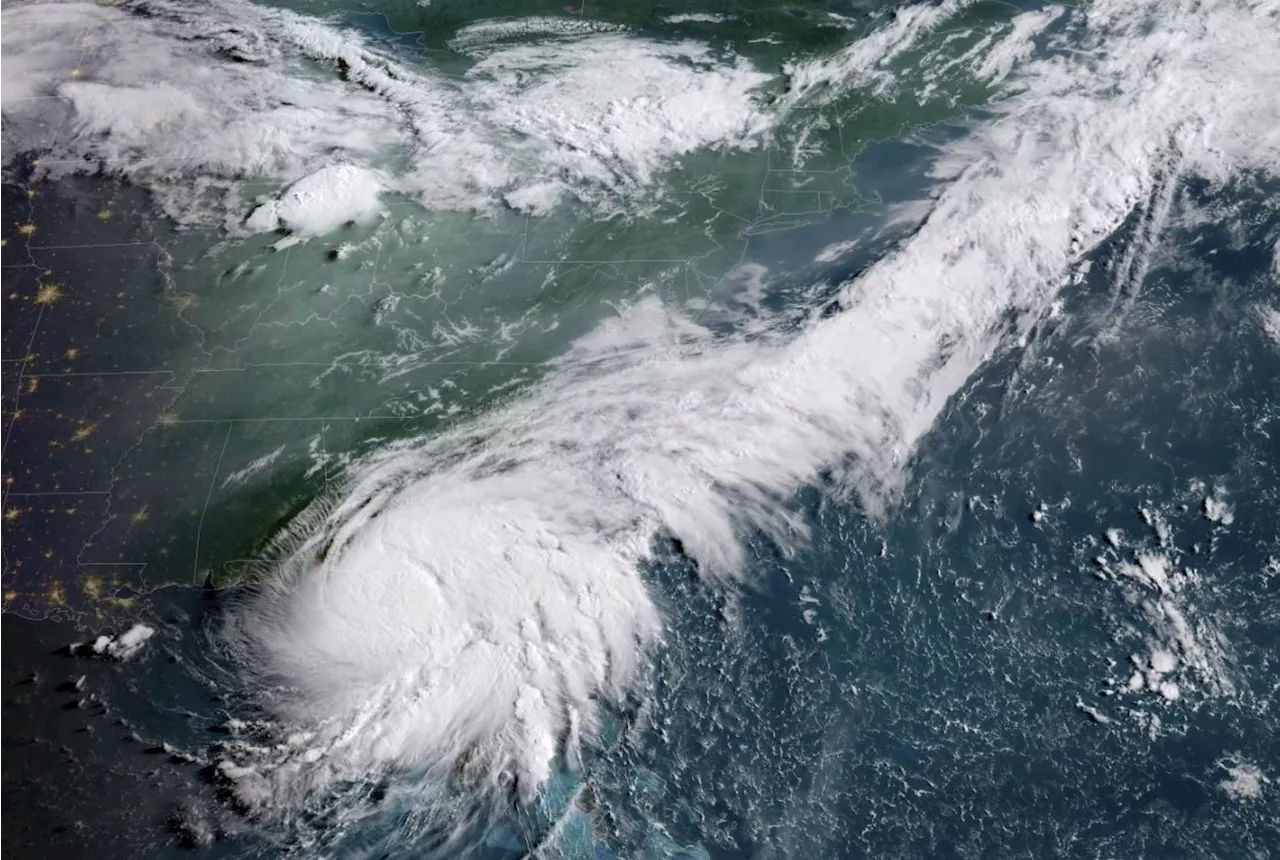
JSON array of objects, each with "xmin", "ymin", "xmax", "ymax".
[
  {"xmin": 87, "ymin": 623, "xmax": 156, "ymax": 660},
  {"xmin": 662, "ymin": 13, "xmax": 735, "ymax": 24},
  {"xmin": 2, "ymin": 0, "xmax": 772, "ymax": 224},
  {"xmin": 1218, "ymin": 758, "xmax": 1269, "ymax": 800},
  {"xmin": 244, "ymin": 164, "xmax": 387, "ymax": 240},
  {"xmin": 9, "ymin": 0, "xmax": 1279, "ymax": 832},
  {"xmin": 216, "ymin": 0, "xmax": 1280, "ymax": 824},
  {"xmin": 1259, "ymin": 304, "xmax": 1280, "ymax": 349}
]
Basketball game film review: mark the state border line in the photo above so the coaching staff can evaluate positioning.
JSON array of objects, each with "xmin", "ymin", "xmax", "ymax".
[{"xmin": 190, "ymin": 422, "xmax": 233, "ymax": 585}]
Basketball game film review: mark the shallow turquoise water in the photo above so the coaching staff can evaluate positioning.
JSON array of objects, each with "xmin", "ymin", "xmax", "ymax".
[{"xmin": 3, "ymin": 1, "xmax": 1279, "ymax": 857}]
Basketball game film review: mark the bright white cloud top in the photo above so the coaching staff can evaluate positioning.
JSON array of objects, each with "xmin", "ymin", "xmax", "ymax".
[
  {"xmin": 5, "ymin": 0, "xmax": 1279, "ymax": 832},
  {"xmin": 210, "ymin": 0, "xmax": 1280, "ymax": 821},
  {"xmin": 1, "ymin": 0, "xmax": 773, "ymax": 230}
]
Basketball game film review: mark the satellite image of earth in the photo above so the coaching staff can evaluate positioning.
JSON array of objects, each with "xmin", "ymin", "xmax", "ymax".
[{"xmin": 2, "ymin": 0, "xmax": 1279, "ymax": 856}]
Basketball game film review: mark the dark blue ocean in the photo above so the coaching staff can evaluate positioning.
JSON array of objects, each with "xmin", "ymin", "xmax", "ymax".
[{"xmin": 4, "ymin": 157, "xmax": 1278, "ymax": 859}]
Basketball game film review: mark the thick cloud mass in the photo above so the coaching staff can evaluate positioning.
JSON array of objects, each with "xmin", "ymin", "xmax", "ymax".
[
  {"xmin": 211, "ymin": 0, "xmax": 1280, "ymax": 822},
  {"xmin": 7, "ymin": 0, "xmax": 1277, "ymax": 832},
  {"xmin": 1, "ymin": 0, "xmax": 772, "ymax": 229}
]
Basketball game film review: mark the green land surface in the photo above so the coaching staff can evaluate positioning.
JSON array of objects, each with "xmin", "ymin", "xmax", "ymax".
[{"xmin": 1, "ymin": 0, "xmax": 1028, "ymax": 624}]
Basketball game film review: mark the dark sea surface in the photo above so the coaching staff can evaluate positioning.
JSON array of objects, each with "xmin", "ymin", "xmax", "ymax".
[
  {"xmin": 4, "ymin": 0, "xmax": 1280, "ymax": 852},
  {"xmin": 4, "ymin": 168, "xmax": 1277, "ymax": 857}
]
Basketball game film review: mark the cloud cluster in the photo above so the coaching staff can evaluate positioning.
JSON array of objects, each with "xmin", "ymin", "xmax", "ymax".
[
  {"xmin": 2, "ymin": 0, "xmax": 772, "ymax": 232},
  {"xmin": 214, "ymin": 0, "xmax": 1280, "ymax": 826}
]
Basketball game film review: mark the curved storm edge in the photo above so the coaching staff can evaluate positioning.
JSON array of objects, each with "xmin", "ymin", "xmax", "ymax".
[{"xmin": 210, "ymin": 0, "xmax": 1280, "ymax": 834}]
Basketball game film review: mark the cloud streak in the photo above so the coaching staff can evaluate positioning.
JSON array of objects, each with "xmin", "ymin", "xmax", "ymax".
[{"xmin": 211, "ymin": 0, "xmax": 1280, "ymax": 837}]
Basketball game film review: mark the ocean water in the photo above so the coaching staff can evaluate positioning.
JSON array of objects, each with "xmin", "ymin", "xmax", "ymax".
[
  {"xmin": 3, "ymin": 0, "xmax": 1280, "ymax": 857},
  {"xmin": 5, "ymin": 163, "xmax": 1277, "ymax": 860}
]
